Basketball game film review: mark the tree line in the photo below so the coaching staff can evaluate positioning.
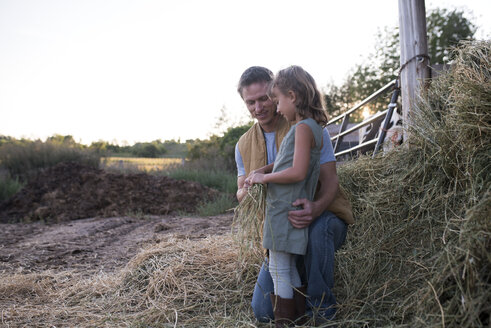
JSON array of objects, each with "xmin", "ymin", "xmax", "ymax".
[
  {"xmin": 0, "ymin": 124, "xmax": 252, "ymax": 172},
  {"xmin": 0, "ymin": 7, "xmax": 477, "ymax": 171},
  {"xmin": 0, "ymin": 134, "xmax": 187, "ymax": 158}
]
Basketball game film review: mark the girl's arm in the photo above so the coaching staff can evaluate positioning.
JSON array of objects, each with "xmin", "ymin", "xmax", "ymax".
[{"xmin": 246, "ymin": 123, "xmax": 313, "ymax": 185}]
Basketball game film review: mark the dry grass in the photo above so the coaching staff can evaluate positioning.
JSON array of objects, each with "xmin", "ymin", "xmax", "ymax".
[
  {"xmin": 333, "ymin": 40, "xmax": 490, "ymax": 327},
  {"xmin": 232, "ymin": 184, "xmax": 267, "ymax": 268},
  {"xmin": 1, "ymin": 234, "xmax": 259, "ymax": 327},
  {"xmin": 101, "ymin": 156, "xmax": 183, "ymax": 173}
]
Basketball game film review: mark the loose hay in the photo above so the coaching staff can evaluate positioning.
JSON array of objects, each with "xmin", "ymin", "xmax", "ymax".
[
  {"xmin": 332, "ymin": 41, "xmax": 490, "ymax": 327},
  {"xmin": 116, "ymin": 234, "xmax": 256, "ymax": 326},
  {"xmin": 1, "ymin": 234, "xmax": 258, "ymax": 327},
  {"xmin": 232, "ymin": 184, "xmax": 267, "ymax": 266}
]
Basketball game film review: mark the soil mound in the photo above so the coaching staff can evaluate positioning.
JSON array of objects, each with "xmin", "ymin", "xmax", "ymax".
[{"xmin": 0, "ymin": 162, "xmax": 219, "ymax": 223}]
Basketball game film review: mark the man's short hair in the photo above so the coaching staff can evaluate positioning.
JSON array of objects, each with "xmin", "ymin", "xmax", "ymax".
[{"xmin": 237, "ymin": 66, "xmax": 274, "ymax": 98}]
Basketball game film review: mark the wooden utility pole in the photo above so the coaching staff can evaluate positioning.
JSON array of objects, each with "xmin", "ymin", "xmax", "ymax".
[{"xmin": 398, "ymin": 0, "xmax": 430, "ymax": 143}]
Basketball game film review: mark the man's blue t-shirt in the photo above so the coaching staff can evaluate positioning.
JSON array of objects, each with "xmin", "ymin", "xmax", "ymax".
[{"xmin": 235, "ymin": 127, "xmax": 336, "ymax": 177}]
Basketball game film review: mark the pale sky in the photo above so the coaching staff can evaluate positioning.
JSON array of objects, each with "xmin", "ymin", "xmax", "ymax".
[{"xmin": 0, "ymin": 0, "xmax": 489, "ymax": 145}]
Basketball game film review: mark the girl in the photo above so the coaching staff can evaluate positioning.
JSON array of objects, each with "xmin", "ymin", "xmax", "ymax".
[{"xmin": 245, "ymin": 65, "xmax": 328, "ymax": 327}]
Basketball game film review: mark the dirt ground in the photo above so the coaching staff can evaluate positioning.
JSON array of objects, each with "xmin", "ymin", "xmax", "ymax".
[
  {"xmin": 0, "ymin": 162, "xmax": 220, "ymax": 223},
  {"xmin": 0, "ymin": 162, "xmax": 234, "ymax": 276},
  {"xmin": 0, "ymin": 214, "xmax": 233, "ymax": 276}
]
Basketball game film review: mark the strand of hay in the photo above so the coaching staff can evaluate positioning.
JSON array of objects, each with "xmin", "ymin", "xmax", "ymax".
[{"xmin": 332, "ymin": 41, "xmax": 490, "ymax": 327}]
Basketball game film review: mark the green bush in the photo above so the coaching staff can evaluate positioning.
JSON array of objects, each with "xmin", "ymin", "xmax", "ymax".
[
  {"xmin": 164, "ymin": 166, "xmax": 237, "ymax": 194},
  {"xmin": 0, "ymin": 175, "xmax": 23, "ymax": 202},
  {"xmin": 163, "ymin": 125, "xmax": 247, "ymax": 214},
  {"xmin": 131, "ymin": 142, "xmax": 167, "ymax": 158},
  {"xmin": 0, "ymin": 139, "xmax": 100, "ymax": 180},
  {"xmin": 186, "ymin": 123, "xmax": 252, "ymax": 172},
  {"xmin": 196, "ymin": 193, "xmax": 237, "ymax": 216}
]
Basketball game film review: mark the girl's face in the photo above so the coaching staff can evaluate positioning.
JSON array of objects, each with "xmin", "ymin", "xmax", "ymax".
[{"xmin": 272, "ymin": 86, "xmax": 297, "ymax": 123}]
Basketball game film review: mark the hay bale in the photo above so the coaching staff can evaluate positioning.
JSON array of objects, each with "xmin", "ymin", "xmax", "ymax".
[{"xmin": 334, "ymin": 41, "xmax": 490, "ymax": 327}]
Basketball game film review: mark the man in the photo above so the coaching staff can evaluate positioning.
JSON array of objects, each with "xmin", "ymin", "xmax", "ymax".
[{"xmin": 235, "ymin": 66, "xmax": 354, "ymax": 323}]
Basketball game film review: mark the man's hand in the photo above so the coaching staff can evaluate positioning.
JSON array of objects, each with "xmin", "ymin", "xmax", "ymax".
[
  {"xmin": 288, "ymin": 198, "xmax": 322, "ymax": 229},
  {"xmin": 236, "ymin": 176, "xmax": 248, "ymax": 202},
  {"xmin": 288, "ymin": 162, "xmax": 339, "ymax": 228}
]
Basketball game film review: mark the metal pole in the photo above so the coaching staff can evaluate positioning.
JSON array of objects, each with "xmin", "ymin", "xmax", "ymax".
[{"xmin": 372, "ymin": 83, "xmax": 401, "ymax": 158}]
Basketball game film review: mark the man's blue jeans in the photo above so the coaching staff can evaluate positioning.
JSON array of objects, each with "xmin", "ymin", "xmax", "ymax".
[{"xmin": 250, "ymin": 211, "xmax": 348, "ymax": 322}]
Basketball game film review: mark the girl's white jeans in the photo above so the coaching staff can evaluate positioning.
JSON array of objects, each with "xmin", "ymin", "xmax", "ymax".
[{"xmin": 268, "ymin": 250, "xmax": 301, "ymax": 299}]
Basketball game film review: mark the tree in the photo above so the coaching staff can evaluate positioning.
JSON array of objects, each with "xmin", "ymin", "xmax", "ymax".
[
  {"xmin": 89, "ymin": 140, "xmax": 109, "ymax": 154},
  {"xmin": 427, "ymin": 8, "xmax": 476, "ymax": 63},
  {"xmin": 324, "ymin": 7, "xmax": 476, "ymax": 120},
  {"xmin": 130, "ymin": 141, "xmax": 167, "ymax": 158},
  {"xmin": 47, "ymin": 134, "xmax": 79, "ymax": 147},
  {"xmin": 186, "ymin": 123, "xmax": 252, "ymax": 172}
]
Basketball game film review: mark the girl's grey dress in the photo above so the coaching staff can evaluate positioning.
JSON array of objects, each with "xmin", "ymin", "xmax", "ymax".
[{"xmin": 262, "ymin": 118, "xmax": 323, "ymax": 255}]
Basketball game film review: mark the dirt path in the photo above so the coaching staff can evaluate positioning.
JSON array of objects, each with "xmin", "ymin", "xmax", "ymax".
[
  {"xmin": 0, "ymin": 161, "xmax": 235, "ymax": 275},
  {"xmin": 0, "ymin": 213, "xmax": 234, "ymax": 275}
]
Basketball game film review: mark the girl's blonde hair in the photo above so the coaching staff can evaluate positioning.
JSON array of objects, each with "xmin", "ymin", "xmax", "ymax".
[{"xmin": 271, "ymin": 65, "xmax": 328, "ymax": 126}]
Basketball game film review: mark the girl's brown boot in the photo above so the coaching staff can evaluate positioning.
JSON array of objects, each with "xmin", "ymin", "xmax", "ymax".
[
  {"xmin": 293, "ymin": 285, "xmax": 307, "ymax": 324},
  {"xmin": 270, "ymin": 293, "xmax": 296, "ymax": 327}
]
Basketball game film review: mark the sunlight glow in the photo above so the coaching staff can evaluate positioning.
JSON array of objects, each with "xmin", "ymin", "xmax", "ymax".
[{"xmin": 0, "ymin": 0, "xmax": 489, "ymax": 144}]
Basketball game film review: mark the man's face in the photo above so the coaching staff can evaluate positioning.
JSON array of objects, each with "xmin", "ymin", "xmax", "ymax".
[{"xmin": 241, "ymin": 82, "xmax": 277, "ymax": 128}]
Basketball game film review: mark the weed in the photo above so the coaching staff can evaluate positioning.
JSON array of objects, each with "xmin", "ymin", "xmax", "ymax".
[
  {"xmin": 0, "ymin": 139, "xmax": 100, "ymax": 180},
  {"xmin": 164, "ymin": 167, "xmax": 237, "ymax": 194},
  {"xmin": 0, "ymin": 175, "xmax": 24, "ymax": 202},
  {"xmin": 196, "ymin": 193, "xmax": 237, "ymax": 216}
]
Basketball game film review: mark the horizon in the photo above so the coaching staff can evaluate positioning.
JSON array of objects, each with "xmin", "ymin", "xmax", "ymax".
[{"xmin": 1, "ymin": 0, "xmax": 489, "ymax": 146}]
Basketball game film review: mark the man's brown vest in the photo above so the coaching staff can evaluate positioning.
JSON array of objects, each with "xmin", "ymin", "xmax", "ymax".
[{"xmin": 237, "ymin": 115, "xmax": 354, "ymax": 225}]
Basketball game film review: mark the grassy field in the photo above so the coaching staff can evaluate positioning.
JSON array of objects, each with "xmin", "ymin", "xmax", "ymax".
[{"xmin": 101, "ymin": 156, "xmax": 184, "ymax": 172}]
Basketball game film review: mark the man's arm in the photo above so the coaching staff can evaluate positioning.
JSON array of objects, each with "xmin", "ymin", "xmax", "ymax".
[{"xmin": 288, "ymin": 161, "xmax": 339, "ymax": 229}]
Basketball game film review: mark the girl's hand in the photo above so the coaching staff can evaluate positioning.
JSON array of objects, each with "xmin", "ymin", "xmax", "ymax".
[{"xmin": 245, "ymin": 172, "xmax": 266, "ymax": 185}]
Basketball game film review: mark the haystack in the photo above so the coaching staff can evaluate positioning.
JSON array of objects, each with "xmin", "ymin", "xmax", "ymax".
[{"xmin": 333, "ymin": 40, "xmax": 490, "ymax": 327}]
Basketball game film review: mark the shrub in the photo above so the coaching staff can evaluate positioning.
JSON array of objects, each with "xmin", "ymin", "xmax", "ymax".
[
  {"xmin": 196, "ymin": 193, "xmax": 237, "ymax": 217},
  {"xmin": 0, "ymin": 175, "xmax": 23, "ymax": 202},
  {"xmin": 0, "ymin": 139, "xmax": 100, "ymax": 180},
  {"xmin": 164, "ymin": 166, "xmax": 237, "ymax": 194},
  {"xmin": 186, "ymin": 123, "xmax": 252, "ymax": 172},
  {"xmin": 131, "ymin": 142, "xmax": 166, "ymax": 158}
]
